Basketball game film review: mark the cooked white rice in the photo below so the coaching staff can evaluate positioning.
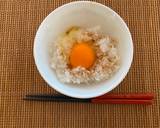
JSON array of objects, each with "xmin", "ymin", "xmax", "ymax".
[{"xmin": 50, "ymin": 26, "xmax": 120, "ymax": 84}]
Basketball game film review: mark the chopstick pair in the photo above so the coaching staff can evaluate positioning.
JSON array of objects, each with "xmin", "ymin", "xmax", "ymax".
[{"xmin": 24, "ymin": 93, "xmax": 154, "ymax": 105}]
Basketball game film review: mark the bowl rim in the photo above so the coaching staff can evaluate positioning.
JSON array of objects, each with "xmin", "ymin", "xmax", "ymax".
[{"xmin": 34, "ymin": 1, "xmax": 134, "ymax": 99}]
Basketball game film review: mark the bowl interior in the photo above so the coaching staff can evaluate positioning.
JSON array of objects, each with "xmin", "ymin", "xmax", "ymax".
[{"xmin": 34, "ymin": 1, "xmax": 133, "ymax": 98}]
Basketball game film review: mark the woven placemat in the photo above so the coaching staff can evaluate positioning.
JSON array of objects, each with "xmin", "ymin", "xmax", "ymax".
[{"xmin": 0, "ymin": 0, "xmax": 160, "ymax": 127}]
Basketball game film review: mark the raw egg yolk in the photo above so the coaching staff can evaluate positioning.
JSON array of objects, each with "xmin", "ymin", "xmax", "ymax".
[{"xmin": 70, "ymin": 43, "xmax": 96, "ymax": 69}]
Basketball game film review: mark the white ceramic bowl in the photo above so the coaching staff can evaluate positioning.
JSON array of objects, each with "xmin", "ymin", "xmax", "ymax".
[{"xmin": 34, "ymin": 1, "xmax": 133, "ymax": 98}]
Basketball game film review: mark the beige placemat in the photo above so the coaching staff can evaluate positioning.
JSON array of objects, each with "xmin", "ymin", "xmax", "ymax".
[{"xmin": 0, "ymin": 0, "xmax": 160, "ymax": 127}]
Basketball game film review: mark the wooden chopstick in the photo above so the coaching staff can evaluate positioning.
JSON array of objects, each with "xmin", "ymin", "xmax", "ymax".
[
  {"xmin": 91, "ymin": 99, "xmax": 153, "ymax": 105},
  {"xmin": 95, "ymin": 93, "xmax": 154, "ymax": 100},
  {"xmin": 24, "ymin": 95, "xmax": 90, "ymax": 103},
  {"xmin": 24, "ymin": 93, "xmax": 154, "ymax": 105}
]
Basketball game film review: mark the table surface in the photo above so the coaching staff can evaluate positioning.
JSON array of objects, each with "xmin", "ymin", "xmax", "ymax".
[{"xmin": 0, "ymin": 0, "xmax": 160, "ymax": 128}]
